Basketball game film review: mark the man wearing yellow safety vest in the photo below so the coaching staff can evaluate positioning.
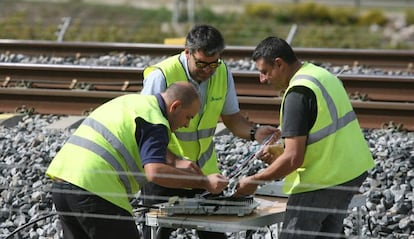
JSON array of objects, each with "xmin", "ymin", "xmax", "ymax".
[
  {"xmin": 140, "ymin": 24, "xmax": 278, "ymax": 239},
  {"xmin": 234, "ymin": 36, "xmax": 375, "ymax": 239},
  {"xmin": 46, "ymin": 82, "xmax": 229, "ymax": 239}
]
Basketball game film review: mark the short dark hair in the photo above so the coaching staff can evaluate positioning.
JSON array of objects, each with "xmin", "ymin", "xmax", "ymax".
[
  {"xmin": 252, "ymin": 36, "xmax": 298, "ymax": 65},
  {"xmin": 185, "ymin": 24, "xmax": 225, "ymax": 56}
]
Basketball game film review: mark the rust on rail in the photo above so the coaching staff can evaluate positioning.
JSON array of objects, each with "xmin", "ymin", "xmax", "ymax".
[
  {"xmin": 1, "ymin": 40, "xmax": 413, "ymax": 71},
  {"xmin": 1, "ymin": 88, "xmax": 413, "ymax": 131},
  {"xmin": 1, "ymin": 63, "xmax": 413, "ymax": 102},
  {"xmin": 1, "ymin": 40, "xmax": 414, "ymax": 131}
]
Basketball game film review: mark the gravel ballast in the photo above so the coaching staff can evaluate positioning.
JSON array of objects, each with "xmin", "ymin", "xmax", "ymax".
[{"xmin": 0, "ymin": 114, "xmax": 413, "ymax": 238}]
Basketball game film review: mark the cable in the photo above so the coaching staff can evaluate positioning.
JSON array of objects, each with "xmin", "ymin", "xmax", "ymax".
[
  {"xmin": 228, "ymin": 132, "xmax": 279, "ymax": 179},
  {"xmin": 4, "ymin": 212, "xmax": 57, "ymax": 239},
  {"xmin": 267, "ymin": 225, "xmax": 275, "ymax": 239},
  {"xmin": 5, "ymin": 206, "xmax": 157, "ymax": 239}
]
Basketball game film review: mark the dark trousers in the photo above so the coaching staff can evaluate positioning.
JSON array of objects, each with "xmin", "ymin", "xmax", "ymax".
[
  {"xmin": 140, "ymin": 182, "xmax": 227, "ymax": 239},
  {"xmin": 279, "ymin": 172, "xmax": 368, "ymax": 239},
  {"xmin": 52, "ymin": 181, "xmax": 140, "ymax": 239}
]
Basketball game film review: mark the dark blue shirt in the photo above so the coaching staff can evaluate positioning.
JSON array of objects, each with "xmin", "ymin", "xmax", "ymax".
[{"xmin": 136, "ymin": 93, "xmax": 169, "ymax": 166}]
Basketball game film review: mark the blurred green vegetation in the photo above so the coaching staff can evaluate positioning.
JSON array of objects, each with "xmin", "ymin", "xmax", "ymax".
[
  {"xmin": 406, "ymin": 9, "xmax": 414, "ymax": 25},
  {"xmin": 0, "ymin": 0, "xmax": 412, "ymax": 49}
]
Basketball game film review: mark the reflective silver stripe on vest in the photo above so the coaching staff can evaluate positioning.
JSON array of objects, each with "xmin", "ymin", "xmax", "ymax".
[
  {"xmin": 174, "ymin": 127, "xmax": 216, "ymax": 168},
  {"xmin": 71, "ymin": 117, "xmax": 147, "ymax": 193},
  {"xmin": 82, "ymin": 118, "xmax": 147, "ymax": 186},
  {"xmin": 174, "ymin": 127, "xmax": 216, "ymax": 141},
  {"xmin": 196, "ymin": 141, "xmax": 214, "ymax": 168},
  {"xmin": 292, "ymin": 75, "xmax": 357, "ymax": 145},
  {"xmin": 68, "ymin": 135, "xmax": 132, "ymax": 195}
]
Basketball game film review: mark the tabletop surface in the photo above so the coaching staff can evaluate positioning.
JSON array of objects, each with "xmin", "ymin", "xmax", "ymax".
[{"xmin": 145, "ymin": 196, "xmax": 288, "ymax": 232}]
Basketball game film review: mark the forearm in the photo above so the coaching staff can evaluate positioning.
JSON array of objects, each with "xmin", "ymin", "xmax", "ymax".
[
  {"xmin": 221, "ymin": 113, "xmax": 254, "ymax": 140},
  {"xmin": 254, "ymin": 137, "xmax": 305, "ymax": 183},
  {"xmin": 254, "ymin": 156, "xmax": 293, "ymax": 184},
  {"xmin": 144, "ymin": 163, "xmax": 208, "ymax": 190},
  {"xmin": 165, "ymin": 150, "xmax": 181, "ymax": 166},
  {"xmin": 222, "ymin": 113, "xmax": 279, "ymax": 143}
]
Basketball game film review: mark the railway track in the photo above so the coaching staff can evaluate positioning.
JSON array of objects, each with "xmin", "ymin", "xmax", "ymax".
[
  {"xmin": 1, "ymin": 39, "xmax": 413, "ymax": 71},
  {"xmin": 1, "ymin": 63, "xmax": 413, "ymax": 131},
  {"xmin": 2, "ymin": 87, "xmax": 413, "ymax": 130},
  {"xmin": 1, "ymin": 40, "xmax": 413, "ymax": 131},
  {"xmin": 1, "ymin": 63, "xmax": 414, "ymax": 101}
]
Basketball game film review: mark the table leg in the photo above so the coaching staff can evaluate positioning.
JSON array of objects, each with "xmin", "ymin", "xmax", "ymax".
[{"xmin": 151, "ymin": 226, "xmax": 157, "ymax": 239}]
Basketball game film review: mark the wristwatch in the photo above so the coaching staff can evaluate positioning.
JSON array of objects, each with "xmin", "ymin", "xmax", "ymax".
[{"xmin": 250, "ymin": 124, "xmax": 259, "ymax": 141}]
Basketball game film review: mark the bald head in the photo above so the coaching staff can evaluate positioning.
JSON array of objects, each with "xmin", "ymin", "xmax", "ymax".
[
  {"xmin": 161, "ymin": 82, "xmax": 201, "ymax": 131},
  {"xmin": 162, "ymin": 82, "xmax": 200, "ymax": 108}
]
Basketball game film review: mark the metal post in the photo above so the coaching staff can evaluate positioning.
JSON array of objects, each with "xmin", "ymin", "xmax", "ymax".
[
  {"xmin": 286, "ymin": 24, "xmax": 298, "ymax": 45},
  {"xmin": 172, "ymin": 0, "xmax": 180, "ymax": 24},
  {"xmin": 187, "ymin": 0, "xmax": 195, "ymax": 25},
  {"xmin": 56, "ymin": 17, "xmax": 71, "ymax": 42}
]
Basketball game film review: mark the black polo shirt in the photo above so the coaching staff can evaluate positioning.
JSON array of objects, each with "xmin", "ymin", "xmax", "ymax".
[{"xmin": 281, "ymin": 86, "xmax": 317, "ymax": 138}]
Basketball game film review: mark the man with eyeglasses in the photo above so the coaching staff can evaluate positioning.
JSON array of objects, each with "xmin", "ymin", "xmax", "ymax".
[{"xmin": 139, "ymin": 24, "xmax": 278, "ymax": 239}]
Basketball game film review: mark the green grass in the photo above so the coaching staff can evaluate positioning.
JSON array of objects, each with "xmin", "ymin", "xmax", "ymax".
[{"xmin": 0, "ymin": 0, "xmax": 411, "ymax": 49}]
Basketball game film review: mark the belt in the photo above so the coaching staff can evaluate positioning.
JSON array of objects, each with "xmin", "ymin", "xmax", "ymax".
[
  {"xmin": 52, "ymin": 180, "xmax": 94, "ymax": 198},
  {"xmin": 52, "ymin": 178, "xmax": 79, "ymax": 190},
  {"xmin": 54, "ymin": 177, "xmax": 67, "ymax": 183}
]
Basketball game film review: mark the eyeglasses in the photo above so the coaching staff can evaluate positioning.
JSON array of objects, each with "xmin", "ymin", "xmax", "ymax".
[{"xmin": 191, "ymin": 54, "xmax": 222, "ymax": 69}]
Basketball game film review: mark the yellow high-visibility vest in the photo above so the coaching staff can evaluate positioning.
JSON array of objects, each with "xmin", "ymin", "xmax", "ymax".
[
  {"xmin": 281, "ymin": 62, "xmax": 374, "ymax": 194},
  {"xmin": 144, "ymin": 53, "xmax": 228, "ymax": 175},
  {"xmin": 46, "ymin": 94, "xmax": 170, "ymax": 214}
]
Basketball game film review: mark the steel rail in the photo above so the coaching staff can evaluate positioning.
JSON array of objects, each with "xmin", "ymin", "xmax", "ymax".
[
  {"xmin": 0, "ymin": 88, "xmax": 123, "ymax": 116},
  {"xmin": 233, "ymin": 71, "xmax": 414, "ymax": 102},
  {"xmin": 0, "ymin": 63, "xmax": 142, "ymax": 92},
  {"xmin": 1, "ymin": 88, "xmax": 413, "ymax": 131},
  {"xmin": 1, "ymin": 63, "xmax": 413, "ymax": 102},
  {"xmin": 0, "ymin": 40, "xmax": 413, "ymax": 71}
]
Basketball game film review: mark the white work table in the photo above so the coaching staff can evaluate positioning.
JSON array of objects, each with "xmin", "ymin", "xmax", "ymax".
[{"xmin": 145, "ymin": 196, "xmax": 288, "ymax": 239}]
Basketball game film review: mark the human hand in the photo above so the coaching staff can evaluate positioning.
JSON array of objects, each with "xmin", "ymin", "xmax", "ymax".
[
  {"xmin": 206, "ymin": 174, "xmax": 229, "ymax": 194},
  {"xmin": 233, "ymin": 176, "xmax": 258, "ymax": 197},
  {"xmin": 258, "ymin": 143, "xmax": 284, "ymax": 164},
  {"xmin": 258, "ymin": 145, "xmax": 275, "ymax": 164},
  {"xmin": 255, "ymin": 125, "xmax": 280, "ymax": 144},
  {"xmin": 268, "ymin": 143, "xmax": 284, "ymax": 157}
]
